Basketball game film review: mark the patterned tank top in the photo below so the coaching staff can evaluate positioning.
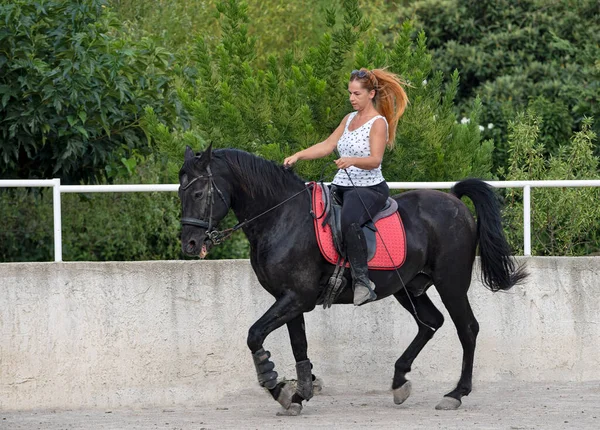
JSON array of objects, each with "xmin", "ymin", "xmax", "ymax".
[{"xmin": 332, "ymin": 111, "xmax": 388, "ymax": 187}]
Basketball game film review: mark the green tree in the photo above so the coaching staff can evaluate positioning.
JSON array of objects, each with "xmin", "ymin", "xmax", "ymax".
[{"xmin": 0, "ymin": 0, "xmax": 176, "ymax": 183}]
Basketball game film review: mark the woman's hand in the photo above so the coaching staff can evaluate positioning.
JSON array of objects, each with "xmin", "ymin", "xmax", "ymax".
[
  {"xmin": 334, "ymin": 157, "xmax": 355, "ymax": 169},
  {"xmin": 283, "ymin": 153, "xmax": 300, "ymax": 168}
]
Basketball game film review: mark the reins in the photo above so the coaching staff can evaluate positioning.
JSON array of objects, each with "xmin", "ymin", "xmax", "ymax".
[
  {"xmin": 207, "ymin": 185, "xmax": 313, "ymax": 245},
  {"xmin": 339, "ymin": 165, "xmax": 437, "ymax": 332}
]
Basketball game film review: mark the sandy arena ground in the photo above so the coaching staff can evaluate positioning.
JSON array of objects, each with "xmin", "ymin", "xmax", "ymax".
[{"xmin": 2, "ymin": 381, "xmax": 599, "ymax": 430}]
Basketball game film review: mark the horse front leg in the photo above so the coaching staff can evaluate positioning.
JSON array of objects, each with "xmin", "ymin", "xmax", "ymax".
[
  {"xmin": 277, "ymin": 314, "xmax": 318, "ymax": 416},
  {"xmin": 247, "ymin": 294, "xmax": 307, "ymax": 415}
]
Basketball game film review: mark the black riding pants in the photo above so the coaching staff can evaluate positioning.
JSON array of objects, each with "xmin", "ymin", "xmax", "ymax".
[{"xmin": 333, "ymin": 181, "xmax": 390, "ymax": 235}]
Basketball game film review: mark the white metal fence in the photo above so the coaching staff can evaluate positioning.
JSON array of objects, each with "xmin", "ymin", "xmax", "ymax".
[{"xmin": 2, "ymin": 179, "xmax": 600, "ymax": 262}]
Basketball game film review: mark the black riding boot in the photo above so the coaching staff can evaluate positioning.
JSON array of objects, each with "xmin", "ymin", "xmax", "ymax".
[{"xmin": 345, "ymin": 223, "xmax": 377, "ymax": 306}]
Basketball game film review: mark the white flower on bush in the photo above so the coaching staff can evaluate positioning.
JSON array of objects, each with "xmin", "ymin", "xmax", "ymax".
[
  {"xmin": 422, "ymin": 79, "xmax": 428, "ymax": 86},
  {"xmin": 479, "ymin": 125, "xmax": 485, "ymax": 131},
  {"xmin": 460, "ymin": 117, "xmax": 470, "ymax": 124},
  {"xmin": 488, "ymin": 123, "xmax": 494, "ymax": 129}
]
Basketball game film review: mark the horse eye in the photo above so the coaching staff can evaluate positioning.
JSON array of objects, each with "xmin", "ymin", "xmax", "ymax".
[{"xmin": 194, "ymin": 190, "xmax": 203, "ymax": 199}]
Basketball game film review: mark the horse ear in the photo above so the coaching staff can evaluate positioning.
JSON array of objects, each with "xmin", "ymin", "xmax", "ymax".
[
  {"xmin": 203, "ymin": 142, "xmax": 213, "ymax": 161},
  {"xmin": 190, "ymin": 143, "xmax": 212, "ymax": 172},
  {"xmin": 185, "ymin": 145, "xmax": 195, "ymax": 161}
]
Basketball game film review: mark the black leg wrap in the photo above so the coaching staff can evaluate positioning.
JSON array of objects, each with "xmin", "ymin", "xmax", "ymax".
[
  {"xmin": 252, "ymin": 348, "xmax": 278, "ymax": 390},
  {"xmin": 295, "ymin": 359, "xmax": 314, "ymax": 400},
  {"xmin": 270, "ymin": 382, "xmax": 283, "ymax": 401}
]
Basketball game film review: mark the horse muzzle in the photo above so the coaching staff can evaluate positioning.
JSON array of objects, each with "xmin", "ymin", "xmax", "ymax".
[{"xmin": 183, "ymin": 237, "xmax": 214, "ymax": 259}]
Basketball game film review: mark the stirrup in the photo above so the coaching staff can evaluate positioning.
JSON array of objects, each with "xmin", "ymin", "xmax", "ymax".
[{"xmin": 354, "ymin": 281, "xmax": 377, "ymax": 306}]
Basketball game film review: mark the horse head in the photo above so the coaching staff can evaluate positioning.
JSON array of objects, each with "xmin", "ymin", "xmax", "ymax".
[{"xmin": 179, "ymin": 144, "xmax": 231, "ymax": 258}]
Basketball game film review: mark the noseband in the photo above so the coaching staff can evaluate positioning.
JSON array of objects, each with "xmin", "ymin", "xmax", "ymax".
[{"xmin": 180, "ymin": 165, "xmax": 229, "ymax": 244}]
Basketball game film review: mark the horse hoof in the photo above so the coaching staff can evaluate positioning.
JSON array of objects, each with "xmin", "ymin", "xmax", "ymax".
[
  {"xmin": 393, "ymin": 380, "xmax": 412, "ymax": 405},
  {"xmin": 276, "ymin": 402, "xmax": 303, "ymax": 416},
  {"xmin": 313, "ymin": 376, "xmax": 324, "ymax": 394},
  {"xmin": 435, "ymin": 396, "xmax": 462, "ymax": 410},
  {"xmin": 275, "ymin": 383, "xmax": 295, "ymax": 409}
]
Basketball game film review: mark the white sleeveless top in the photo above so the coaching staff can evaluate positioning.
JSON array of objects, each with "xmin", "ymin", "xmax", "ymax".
[{"xmin": 332, "ymin": 111, "xmax": 388, "ymax": 187}]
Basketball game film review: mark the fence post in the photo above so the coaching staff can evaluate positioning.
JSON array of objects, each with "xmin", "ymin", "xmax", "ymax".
[
  {"xmin": 523, "ymin": 185, "xmax": 531, "ymax": 256},
  {"xmin": 53, "ymin": 178, "xmax": 62, "ymax": 262}
]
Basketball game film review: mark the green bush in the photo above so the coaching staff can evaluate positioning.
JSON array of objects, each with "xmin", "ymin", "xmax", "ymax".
[
  {"xmin": 138, "ymin": 0, "xmax": 495, "ymax": 260},
  {"xmin": 0, "ymin": 188, "xmax": 54, "ymax": 262},
  {"xmin": 502, "ymin": 115, "xmax": 600, "ymax": 255},
  {"xmin": 1, "ymin": 180, "xmax": 180, "ymax": 262},
  {"xmin": 110, "ymin": 0, "xmax": 404, "ymax": 61},
  {"xmin": 399, "ymin": 0, "xmax": 600, "ymax": 171}
]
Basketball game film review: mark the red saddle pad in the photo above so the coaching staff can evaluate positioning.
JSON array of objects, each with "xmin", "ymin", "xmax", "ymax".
[{"xmin": 312, "ymin": 184, "xmax": 407, "ymax": 270}]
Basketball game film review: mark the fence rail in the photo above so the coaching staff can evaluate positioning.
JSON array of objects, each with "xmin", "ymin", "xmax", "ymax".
[{"xmin": 2, "ymin": 179, "xmax": 600, "ymax": 262}]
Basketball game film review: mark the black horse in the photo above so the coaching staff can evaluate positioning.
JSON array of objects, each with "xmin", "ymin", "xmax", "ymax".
[{"xmin": 179, "ymin": 145, "xmax": 527, "ymax": 415}]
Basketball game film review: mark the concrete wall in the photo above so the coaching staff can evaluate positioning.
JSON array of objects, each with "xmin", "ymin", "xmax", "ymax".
[{"xmin": 0, "ymin": 258, "xmax": 599, "ymax": 410}]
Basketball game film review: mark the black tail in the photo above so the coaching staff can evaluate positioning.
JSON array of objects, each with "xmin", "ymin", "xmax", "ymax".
[{"xmin": 451, "ymin": 178, "xmax": 528, "ymax": 291}]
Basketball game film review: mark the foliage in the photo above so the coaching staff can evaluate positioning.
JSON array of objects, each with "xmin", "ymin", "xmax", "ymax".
[
  {"xmin": 0, "ymin": 188, "xmax": 54, "ymax": 262},
  {"xmin": 108, "ymin": 0, "xmax": 219, "ymax": 51},
  {"xmin": 1, "ymin": 165, "xmax": 178, "ymax": 262},
  {"xmin": 399, "ymin": 0, "xmax": 600, "ymax": 171},
  {"xmin": 0, "ymin": 0, "xmax": 176, "ymax": 183},
  {"xmin": 109, "ymin": 0, "xmax": 406, "ymax": 60},
  {"xmin": 145, "ymin": 0, "xmax": 493, "ymax": 184},
  {"xmin": 501, "ymin": 115, "xmax": 600, "ymax": 256},
  {"xmin": 4, "ymin": 0, "xmax": 597, "ymax": 261}
]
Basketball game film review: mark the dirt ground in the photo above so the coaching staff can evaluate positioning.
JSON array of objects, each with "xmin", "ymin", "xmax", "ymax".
[{"xmin": 2, "ymin": 381, "xmax": 599, "ymax": 430}]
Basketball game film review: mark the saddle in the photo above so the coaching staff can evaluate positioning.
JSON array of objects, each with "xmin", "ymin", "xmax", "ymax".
[{"xmin": 311, "ymin": 183, "xmax": 406, "ymax": 270}]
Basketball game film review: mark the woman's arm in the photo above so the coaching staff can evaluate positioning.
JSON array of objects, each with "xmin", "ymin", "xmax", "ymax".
[
  {"xmin": 334, "ymin": 118, "xmax": 387, "ymax": 170},
  {"xmin": 283, "ymin": 114, "xmax": 350, "ymax": 166}
]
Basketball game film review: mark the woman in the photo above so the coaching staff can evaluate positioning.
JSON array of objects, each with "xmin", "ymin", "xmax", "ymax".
[{"xmin": 283, "ymin": 68, "xmax": 408, "ymax": 306}]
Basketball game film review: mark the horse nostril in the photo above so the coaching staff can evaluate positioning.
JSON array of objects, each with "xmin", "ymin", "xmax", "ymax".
[{"xmin": 187, "ymin": 240, "xmax": 196, "ymax": 252}]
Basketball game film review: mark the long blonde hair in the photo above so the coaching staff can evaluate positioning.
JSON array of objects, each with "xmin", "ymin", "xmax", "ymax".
[{"xmin": 350, "ymin": 68, "xmax": 408, "ymax": 149}]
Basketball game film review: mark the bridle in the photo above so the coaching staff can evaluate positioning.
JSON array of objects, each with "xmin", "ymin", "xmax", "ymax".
[
  {"xmin": 180, "ymin": 164, "xmax": 314, "ymax": 246},
  {"xmin": 180, "ymin": 165, "xmax": 230, "ymax": 245}
]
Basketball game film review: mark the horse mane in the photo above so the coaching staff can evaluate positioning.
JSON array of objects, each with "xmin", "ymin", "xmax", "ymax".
[{"xmin": 215, "ymin": 149, "xmax": 307, "ymax": 199}]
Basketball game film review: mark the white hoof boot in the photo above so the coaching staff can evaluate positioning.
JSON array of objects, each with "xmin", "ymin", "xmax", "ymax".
[{"xmin": 393, "ymin": 380, "xmax": 412, "ymax": 405}]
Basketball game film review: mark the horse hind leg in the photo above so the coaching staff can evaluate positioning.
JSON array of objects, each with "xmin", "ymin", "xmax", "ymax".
[
  {"xmin": 392, "ymin": 289, "xmax": 444, "ymax": 405},
  {"xmin": 435, "ymin": 281, "xmax": 480, "ymax": 410}
]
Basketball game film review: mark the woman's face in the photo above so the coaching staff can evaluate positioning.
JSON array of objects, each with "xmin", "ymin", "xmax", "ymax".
[{"xmin": 348, "ymin": 80, "xmax": 375, "ymax": 111}]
